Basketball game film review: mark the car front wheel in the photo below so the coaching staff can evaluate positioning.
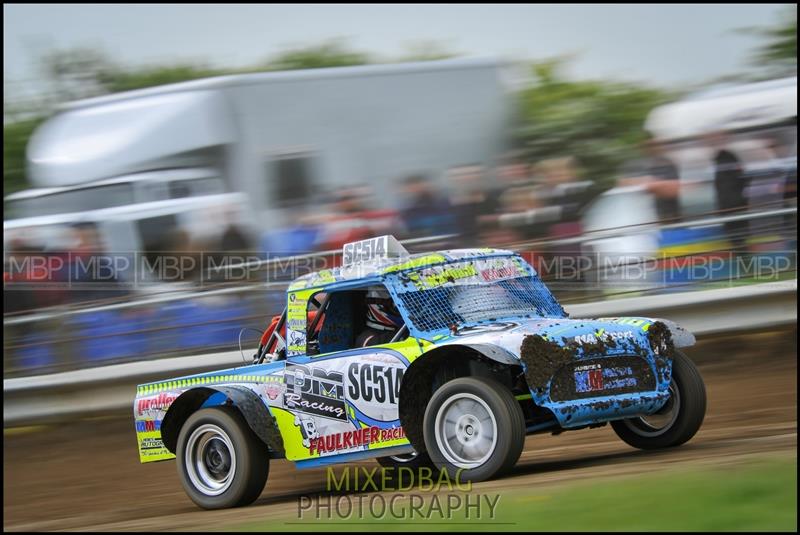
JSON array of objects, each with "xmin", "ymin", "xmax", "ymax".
[
  {"xmin": 423, "ymin": 377, "xmax": 525, "ymax": 482},
  {"xmin": 176, "ymin": 407, "xmax": 270, "ymax": 509},
  {"xmin": 611, "ymin": 349, "xmax": 706, "ymax": 449}
]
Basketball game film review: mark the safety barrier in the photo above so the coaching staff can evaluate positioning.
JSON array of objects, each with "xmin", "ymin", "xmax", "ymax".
[{"xmin": 4, "ymin": 278, "xmax": 795, "ymax": 425}]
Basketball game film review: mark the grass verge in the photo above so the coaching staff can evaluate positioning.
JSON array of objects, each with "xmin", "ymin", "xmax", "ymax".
[{"xmin": 235, "ymin": 456, "xmax": 797, "ymax": 532}]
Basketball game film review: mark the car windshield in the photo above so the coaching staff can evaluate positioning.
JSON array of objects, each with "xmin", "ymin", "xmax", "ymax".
[{"xmin": 390, "ymin": 256, "xmax": 565, "ymax": 333}]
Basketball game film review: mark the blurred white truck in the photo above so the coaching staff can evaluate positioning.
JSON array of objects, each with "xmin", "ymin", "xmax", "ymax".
[{"xmin": 4, "ymin": 58, "xmax": 515, "ymax": 293}]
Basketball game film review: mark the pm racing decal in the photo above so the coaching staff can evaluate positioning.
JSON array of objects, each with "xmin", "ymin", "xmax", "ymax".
[{"xmin": 273, "ymin": 349, "xmax": 412, "ymax": 461}]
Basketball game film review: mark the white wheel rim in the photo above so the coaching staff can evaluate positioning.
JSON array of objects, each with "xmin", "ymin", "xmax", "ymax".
[
  {"xmin": 185, "ymin": 423, "xmax": 236, "ymax": 496},
  {"xmin": 434, "ymin": 392, "xmax": 498, "ymax": 469},
  {"xmin": 389, "ymin": 451, "xmax": 419, "ymax": 463},
  {"xmin": 623, "ymin": 381, "xmax": 681, "ymax": 437}
]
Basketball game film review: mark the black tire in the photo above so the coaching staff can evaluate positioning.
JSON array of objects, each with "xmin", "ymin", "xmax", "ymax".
[
  {"xmin": 611, "ymin": 349, "xmax": 706, "ymax": 450},
  {"xmin": 423, "ymin": 377, "xmax": 525, "ymax": 482},
  {"xmin": 176, "ymin": 407, "xmax": 270, "ymax": 509}
]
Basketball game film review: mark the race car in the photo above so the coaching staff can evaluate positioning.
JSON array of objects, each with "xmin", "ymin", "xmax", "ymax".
[{"xmin": 133, "ymin": 235, "xmax": 706, "ymax": 509}]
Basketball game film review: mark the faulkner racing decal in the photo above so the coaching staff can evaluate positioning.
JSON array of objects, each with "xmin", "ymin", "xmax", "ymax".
[{"xmin": 309, "ymin": 425, "xmax": 406, "ymax": 456}]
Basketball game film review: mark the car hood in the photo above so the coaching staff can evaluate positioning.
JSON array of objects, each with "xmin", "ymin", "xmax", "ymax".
[{"xmin": 433, "ymin": 316, "xmax": 668, "ymax": 360}]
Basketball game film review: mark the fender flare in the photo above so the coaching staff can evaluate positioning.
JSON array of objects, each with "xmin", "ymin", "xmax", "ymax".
[
  {"xmin": 653, "ymin": 318, "xmax": 696, "ymax": 348},
  {"xmin": 456, "ymin": 343, "xmax": 520, "ymax": 365},
  {"xmin": 398, "ymin": 343, "xmax": 522, "ymax": 452},
  {"xmin": 160, "ymin": 385, "xmax": 285, "ymax": 457},
  {"xmin": 399, "ymin": 343, "xmax": 521, "ymax": 407}
]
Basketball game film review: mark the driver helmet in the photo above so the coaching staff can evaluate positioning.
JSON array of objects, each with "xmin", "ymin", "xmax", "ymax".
[{"xmin": 365, "ymin": 287, "xmax": 404, "ymax": 331}]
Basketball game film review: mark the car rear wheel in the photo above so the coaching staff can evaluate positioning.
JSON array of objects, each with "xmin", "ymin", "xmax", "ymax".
[
  {"xmin": 611, "ymin": 349, "xmax": 706, "ymax": 449},
  {"xmin": 423, "ymin": 377, "xmax": 525, "ymax": 482},
  {"xmin": 176, "ymin": 407, "xmax": 270, "ymax": 509}
]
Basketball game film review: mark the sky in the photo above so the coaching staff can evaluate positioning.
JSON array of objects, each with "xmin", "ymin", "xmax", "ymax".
[{"xmin": 3, "ymin": 4, "xmax": 792, "ymax": 100}]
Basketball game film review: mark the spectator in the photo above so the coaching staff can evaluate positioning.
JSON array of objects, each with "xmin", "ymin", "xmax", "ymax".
[
  {"xmin": 398, "ymin": 174, "xmax": 454, "ymax": 239},
  {"xmin": 3, "ymin": 239, "xmax": 47, "ymax": 314},
  {"xmin": 485, "ymin": 155, "xmax": 533, "ymax": 215},
  {"xmin": 769, "ymin": 130, "xmax": 797, "ymax": 204},
  {"xmin": 197, "ymin": 210, "xmax": 255, "ymax": 285},
  {"xmin": 314, "ymin": 187, "xmax": 372, "ymax": 251},
  {"xmin": 748, "ymin": 131, "xmax": 798, "ymax": 244},
  {"xmin": 66, "ymin": 222, "xmax": 129, "ymax": 305},
  {"xmin": 445, "ymin": 164, "xmax": 492, "ymax": 246},
  {"xmin": 486, "ymin": 157, "xmax": 592, "ymax": 241},
  {"xmin": 708, "ymin": 132, "xmax": 747, "ymax": 212},
  {"xmin": 134, "ymin": 227, "xmax": 205, "ymax": 296},
  {"xmin": 619, "ymin": 137, "xmax": 682, "ymax": 221},
  {"xmin": 478, "ymin": 180, "xmax": 539, "ymax": 243},
  {"xmin": 169, "ymin": 228, "xmax": 202, "ymax": 284},
  {"xmin": 743, "ymin": 136, "xmax": 790, "ymax": 211},
  {"xmin": 261, "ymin": 207, "xmax": 322, "ymax": 258},
  {"xmin": 314, "ymin": 185, "xmax": 401, "ymax": 252},
  {"xmin": 771, "ymin": 130, "xmax": 798, "ymax": 243},
  {"xmin": 706, "ymin": 131, "xmax": 748, "ymax": 248},
  {"xmin": 642, "ymin": 138, "xmax": 682, "ymax": 221},
  {"xmin": 216, "ymin": 208, "xmax": 254, "ymax": 259},
  {"xmin": 535, "ymin": 156, "xmax": 592, "ymax": 239},
  {"xmin": 221, "ymin": 219, "xmax": 252, "ymax": 253},
  {"xmin": 527, "ymin": 158, "xmax": 594, "ymax": 281}
]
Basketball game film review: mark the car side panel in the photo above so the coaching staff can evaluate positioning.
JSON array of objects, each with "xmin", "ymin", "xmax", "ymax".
[
  {"xmin": 134, "ymin": 339, "xmax": 425, "ymax": 464},
  {"xmin": 134, "ymin": 360, "xmax": 287, "ymax": 463},
  {"xmin": 277, "ymin": 339, "xmax": 422, "ymax": 462}
]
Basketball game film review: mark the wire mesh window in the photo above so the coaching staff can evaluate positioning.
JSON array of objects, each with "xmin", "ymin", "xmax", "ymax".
[{"xmin": 397, "ymin": 275, "xmax": 565, "ymax": 333}]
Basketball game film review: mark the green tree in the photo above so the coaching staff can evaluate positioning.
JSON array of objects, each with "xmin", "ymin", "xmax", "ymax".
[
  {"xmin": 39, "ymin": 47, "xmax": 113, "ymax": 102},
  {"xmin": 3, "ymin": 117, "xmax": 45, "ymax": 196},
  {"xmin": 515, "ymin": 59, "xmax": 672, "ymax": 189},
  {"xmin": 40, "ymin": 47, "xmax": 236, "ymax": 95},
  {"xmin": 741, "ymin": 5, "xmax": 797, "ymax": 77},
  {"xmin": 97, "ymin": 64, "xmax": 230, "ymax": 93},
  {"xmin": 261, "ymin": 39, "xmax": 371, "ymax": 71},
  {"xmin": 397, "ymin": 40, "xmax": 461, "ymax": 62}
]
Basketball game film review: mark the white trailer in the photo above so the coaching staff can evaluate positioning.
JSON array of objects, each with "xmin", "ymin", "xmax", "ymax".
[{"xmin": 20, "ymin": 58, "xmax": 514, "ymax": 227}]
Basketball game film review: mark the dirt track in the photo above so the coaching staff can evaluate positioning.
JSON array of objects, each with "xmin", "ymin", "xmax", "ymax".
[{"xmin": 4, "ymin": 329, "xmax": 797, "ymax": 531}]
